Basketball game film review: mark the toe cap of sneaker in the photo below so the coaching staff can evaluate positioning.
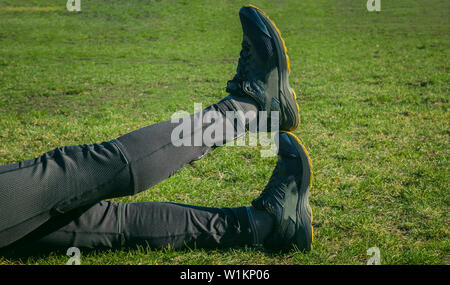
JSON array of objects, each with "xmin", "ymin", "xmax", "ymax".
[{"xmin": 239, "ymin": 6, "xmax": 271, "ymax": 38}]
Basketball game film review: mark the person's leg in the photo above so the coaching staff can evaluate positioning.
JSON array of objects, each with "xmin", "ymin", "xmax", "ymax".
[
  {"xmin": 4, "ymin": 132, "xmax": 313, "ymax": 254},
  {"xmin": 114, "ymin": 96, "xmax": 259, "ymax": 197},
  {"xmin": 0, "ymin": 96, "xmax": 258, "ymax": 249},
  {"xmin": 7, "ymin": 200, "xmax": 273, "ymax": 252}
]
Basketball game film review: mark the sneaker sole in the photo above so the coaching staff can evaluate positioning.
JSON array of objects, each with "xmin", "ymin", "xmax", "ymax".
[
  {"xmin": 246, "ymin": 5, "xmax": 300, "ymax": 131},
  {"xmin": 281, "ymin": 131, "xmax": 313, "ymax": 251}
]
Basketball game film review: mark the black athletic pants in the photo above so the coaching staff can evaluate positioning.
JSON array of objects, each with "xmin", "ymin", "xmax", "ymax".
[{"xmin": 0, "ymin": 99, "xmax": 256, "ymax": 252}]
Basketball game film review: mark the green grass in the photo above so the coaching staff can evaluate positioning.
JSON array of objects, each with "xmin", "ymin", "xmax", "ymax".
[{"xmin": 0, "ymin": 0, "xmax": 448, "ymax": 265}]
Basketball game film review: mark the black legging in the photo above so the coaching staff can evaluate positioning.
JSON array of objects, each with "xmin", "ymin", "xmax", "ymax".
[
  {"xmin": 0, "ymin": 97, "xmax": 258, "ymax": 251},
  {"xmin": 7, "ymin": 201, "xmax": 251, "ymax": 253}
]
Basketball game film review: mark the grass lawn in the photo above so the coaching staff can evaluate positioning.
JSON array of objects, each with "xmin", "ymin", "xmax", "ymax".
[{"xmin": 0, "ymin": 0, "xmax": 448, "ymax": 265}]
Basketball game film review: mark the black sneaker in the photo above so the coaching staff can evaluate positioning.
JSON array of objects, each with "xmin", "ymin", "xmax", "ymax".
[
  {"xmin": 252, "ymin": 131, "xmax": 313, "ymax": 251},
  {"xmin": 226, "ymin": 5, "xmax": 300, "ymax": 131}
]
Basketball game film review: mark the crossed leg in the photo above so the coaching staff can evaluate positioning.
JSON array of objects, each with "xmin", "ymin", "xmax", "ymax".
[
  {"xmin": 0, "ymin": 5, "xmax": 313, "ymax": 255},
  {"xmin": 0, "ymin": 96, "xmax": 273, "ymax": 253}
]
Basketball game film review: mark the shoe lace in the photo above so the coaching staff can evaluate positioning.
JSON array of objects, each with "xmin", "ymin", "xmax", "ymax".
[{"xmin": 226, "ymin": 40, "xmax": 251, "ymax": 93}]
